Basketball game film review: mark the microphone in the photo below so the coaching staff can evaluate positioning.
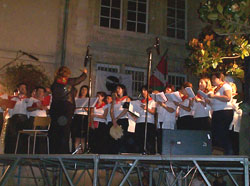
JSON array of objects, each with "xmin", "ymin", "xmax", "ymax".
[
  {"xmin": 155, "ymin": 37, "xmax": 160, "ymax": 55},
  {"xmin": 84, "ymin": 46, "xmax": 90, "ymax": 67},
  {"xmin": 19, "ymin": 50, "xmax": 39, "ymax": 61}
]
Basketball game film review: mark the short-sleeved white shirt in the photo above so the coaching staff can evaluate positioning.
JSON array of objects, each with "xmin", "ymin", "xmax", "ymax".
[
  {"xmin": 179, "ymin": 98, "xmax": 193, "ymax": 117},
  {"xmin": 27, "ymin": 97, "xmax": 47, "ymax": 117},
  {"xmin": 192, "ymin": 100, "xmax": 211, "ymax": 118},
  {"xmin": 136, "ymin": 99, "xmax": 156, "ymax": 124},
  {"xmin": 210, "ymin": 83, "xmax": 233, "ymax": 111}
]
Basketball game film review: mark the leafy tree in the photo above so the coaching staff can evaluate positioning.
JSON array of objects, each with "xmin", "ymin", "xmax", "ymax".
[
  {"xmin": 186, "ymin": 0, "xmax": 250, "ymax": 79},
  {"xmin": 0, "ymin": 63, "xmax": 51, "ymax": 95}
]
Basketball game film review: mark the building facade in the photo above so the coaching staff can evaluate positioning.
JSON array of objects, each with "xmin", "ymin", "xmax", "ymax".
[{"xmin": 0, "ymin": 0, "xmax": 203, "ymax": 97}]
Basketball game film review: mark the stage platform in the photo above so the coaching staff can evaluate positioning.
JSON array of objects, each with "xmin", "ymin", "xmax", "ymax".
[{"xmin": 0, "ymin": 154, "xmax": 249, "ymax": 186}]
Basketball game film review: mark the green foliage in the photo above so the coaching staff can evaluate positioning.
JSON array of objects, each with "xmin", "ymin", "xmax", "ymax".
[
  {"xmin": 199, "ymin": 0, "xmax": 250, "ymax": 35},
  {"xmin": 0, "ymin": 63, "xmax": 51, "ymax": 95},
  {"xmin": 185, "ymin": 0, "xmax": 250, "ymax": 79}
]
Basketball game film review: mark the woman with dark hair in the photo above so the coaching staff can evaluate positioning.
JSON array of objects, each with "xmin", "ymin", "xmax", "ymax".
[
  {"xmin": 71, "ymin": 85, "xmax": 89, "ymax": 153},
  {"xmin": 156, "ymin": 84, "xmax": 177, "ymax": 154},
  {"xmin": 90, "ymin": 91, "xmax": 108, "ymax": 153},
  {"xmin": 135, "ymin": 85, "xmax": 156, "ymax": 154},
  {"xmin": 175, "ymin": 82, "xmax": 194, "ymax": 130},
  {"xmin": 208, "ymin": 72, "xmax": 234, "ymax": 155},
  {"xmin": 110, "ymin": 84, "xmax": 131, "ymax": 153},
  {"xmin": 49, "ymin": 66, "xmax": 87, "ymax": 154}
]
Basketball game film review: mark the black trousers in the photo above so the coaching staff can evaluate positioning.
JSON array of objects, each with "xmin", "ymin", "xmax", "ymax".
[
  {"xmin": 4, "ymin": 114, "xmax": 30, "ymax": 154},
  {"xmin": 212, "ymin": 110, "xmax": 234, "ymax": 155},
  {"xmin": 0, "ymin": 112, "xmax": 3, "ymax": 134},
  {"xmin": 112, "ymin": 118, "xmax": 130, "ymax": 154},
  {"xmin": 193, "ymin": 117, "xmax": 211, "ymax": 131},
  {"xmin": 49, "ymin": 101, "xmax": 74, "ymax": 154},
  {"xmin": 177, "ymin": 115, "xmax": 194, "ymax": 130},
  {"xmin": 91, "ymin": 122, "xmax": 109, "ymax": 154},
  {"xmin": 135, "ymin": 122, "xmax": 156, "ymax": 154}
]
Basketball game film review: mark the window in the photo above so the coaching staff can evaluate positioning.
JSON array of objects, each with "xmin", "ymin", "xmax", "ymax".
[
  {"xmin": 100, "ymin": 0, "xmax": 122, "ymax": 29},
  {"xmin": 96, "ymin": 63, "xmax": 120, "ymax": 73},
  {"xmin": 167, "ymin": 73, "xmax": 186, "ymax": 90},
  {"xmin": 127, "ymin": 0, "xmax": 148, "ymax": 33},
  {"xmin": 167, "ymin": 0, "xmax": 186, "ymax": 39},
  {"xmin": 125, "ymin": 66, "xmax": 146, "ymax": 98}
]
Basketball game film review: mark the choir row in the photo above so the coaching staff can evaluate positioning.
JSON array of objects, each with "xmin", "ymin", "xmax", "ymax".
[{"xmin": 0, "ymin": 71, "xmax": 242, "ymax": 155}]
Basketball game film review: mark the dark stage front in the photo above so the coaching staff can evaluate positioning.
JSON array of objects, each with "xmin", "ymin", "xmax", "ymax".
[{"xmin": 0, "ymin": 154, "xmax": 249, "ymax": 186}]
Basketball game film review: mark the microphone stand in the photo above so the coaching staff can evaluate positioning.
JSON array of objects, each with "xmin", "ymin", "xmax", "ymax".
[
  {"xmin": 143, "ymin": 38, "xmax": 160, "ymax": 154},
  {"xmin": 84, "ymin": 53, "xmax": 92, "ymax": 153},
  {"xmin": 72, "ymin": 48, "xmax": 92, "ymax": 155},
  {"xmin": 0, "ymin": 51, "xmax": 24, "ymax": 72}
]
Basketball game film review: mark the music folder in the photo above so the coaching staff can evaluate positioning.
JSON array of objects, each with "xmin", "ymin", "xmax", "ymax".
[
  {"xmin": 150, "ymin": 92, "xmax": 167, "ymax": 102},
  {"xmin": 165, "ymin": 92, "xmax": 182, "ymax": 102},
  {"xmin": 185, "ymin": 87, "xmax": 195, "ymax": 98},
  {"xmin": 197, "ymin": 90, "xmax": 208, "ymax": 99},
  {"xmin": 75, "ymin": 97, "xmax": 98, "ymax": 108}
]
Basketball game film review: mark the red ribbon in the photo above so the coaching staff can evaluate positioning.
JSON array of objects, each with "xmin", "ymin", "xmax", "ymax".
[
  {"xmin": 95, "ymin": 102, "xmax": 106, "ymax": 109},
  {"xmin": 214, "ymin": 82, "xmax": 225, "ymax": 94},
  {"xmin": 56, "ymin": 77, "xmax": 68, "ymax": 85},
  {"xmin": 115, "ymin": 96, "xmax": 127, "ymax": 103},
  {"xmin": 141, "ymin": 97, "xmax": 152, "ymax": 103}
]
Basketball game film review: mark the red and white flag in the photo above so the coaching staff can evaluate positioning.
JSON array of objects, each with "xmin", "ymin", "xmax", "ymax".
[{"xmin": 150, "ymin": 49, "xmax": 168, "ymax": 90}]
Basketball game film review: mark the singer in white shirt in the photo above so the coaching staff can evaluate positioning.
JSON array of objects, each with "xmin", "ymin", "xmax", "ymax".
[
  {"xmin": 192, "ymin": 78, "xmax": 212, "ymax": 131},
  {"xmin": 71, "ymin": 85, "xmax": 89, "ymax": 154},
  {"xmin": 175, "ymin": 82, "xmax": 194, "ymax": 130},
  {"xmin": 4, "ymin": 83, "xmax": 30, "ymax": 154},
  {"xmin": 90, "ymin": 91, "xmax": 108, "ymax": 154},
  {"xmin": 135, "ymin": 86, "xmax": 156, "ymax": 154},
  {"xmin": 110, "ymin": 84, "xmax": 131, "ymax": 154},
  {"xmin": 208, "ymin": 73, "xmax": 234, "ymax": 155},
  {"xmin": 156, "ymin": 85, "xmax": 177, "ymax": 154}
]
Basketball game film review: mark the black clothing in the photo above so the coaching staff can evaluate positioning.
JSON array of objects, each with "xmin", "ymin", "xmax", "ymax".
[
  {"xmin": 49, "ymin": 72, "xmax": 87, "ymax": 154},
  {"xmin": 211, "ymin": 110, "xmax": 234, "ymax": 155},
  {"xmin": 135, "ymin": 122, "xmax": 156, "ymax": 154},
  {"xmin": 4, "ymin": 114, "xmax": 31, "ymax": 154},
  {"xmin": 0, "ymin": 112, "xmax": 3, "ymax": 134},
  {"xmin": 71, "ymin": 114, "xmax": 88, "ymax": 138},
  {"xmin": 193, "ymin": 117, "xmax": 211, "ymax": 131},
  {"xmin": 177, "ymin": 115, "xmax": 194, "ymax": 130}
]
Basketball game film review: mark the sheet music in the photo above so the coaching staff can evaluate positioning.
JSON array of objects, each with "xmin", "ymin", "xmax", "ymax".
[
  {"xmin": 150, "ymin": 92, "xmax": 167, "ymax": 102},
  {"xmin": 128, "ymin": 100, "xmax": 141, "ymax": 118},
  {"xmin": 128, "ymin": 114, "xmax": 136, "ymax": 133},
  {"xmin": 197, "ymin": 90, "xmax": 208, "ymax": 99},
  {"xmin": 75, "ymin": 97, "xmax": 98, "ymax": 108},
  {"xmin": 165, "ymin": 92, "xmax": 182, "ymax": 102},
  {"xmin": 185, "ymin": 87, "xmax": 195, "ymax": 98}
]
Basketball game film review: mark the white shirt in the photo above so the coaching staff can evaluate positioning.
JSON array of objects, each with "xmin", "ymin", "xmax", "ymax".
[
  {"xmin": 210, "ymin": 83, "xmax": 233, "ymax": 111},
  {"xmin": 104, "ymin": 104, "xmax": 112, "ymax": 123},
  {"xmin": 27, "ymin": 97, "xmax": 47, "ymax": 117},
  {"xmin": 74, "ymin": 98, "xmax": 88, "ymax": 115},
  {"xmin": 229, "ymin": 98, "xmax": 242, "ymax": 132},
  {"xmin": 179, "ymin": 98, "xmax": 193, "ymax": 117},
  {"xmin": 136, "ymin": 99, "xmax": 156, "ymax": 124},
  {"xmin": 11, "ymin": 96, "xmax": 28, "ymax": 116},
  {"xmin": 157, "ymin": 104, "xmax": 164, "ymax": 123},
  {"xmin": 113, "ymin": 97, "xmax": 129, "ymax": 119},
  {"xmin": 158, "ymin": 101, "xmax": 177, "ymax": 129},
  {"xmin": 93, "ymin": 103, "xmax": 107, "ymax": 123},
  {"xmin": 192, "ymin": 100, "xmax": 211, "ymax": 118}
]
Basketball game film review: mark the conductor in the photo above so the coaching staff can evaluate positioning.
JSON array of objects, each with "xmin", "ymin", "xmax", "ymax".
[{"xmin": 49, "ymin": 66, "xmax": 87, "ymax": 154}]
